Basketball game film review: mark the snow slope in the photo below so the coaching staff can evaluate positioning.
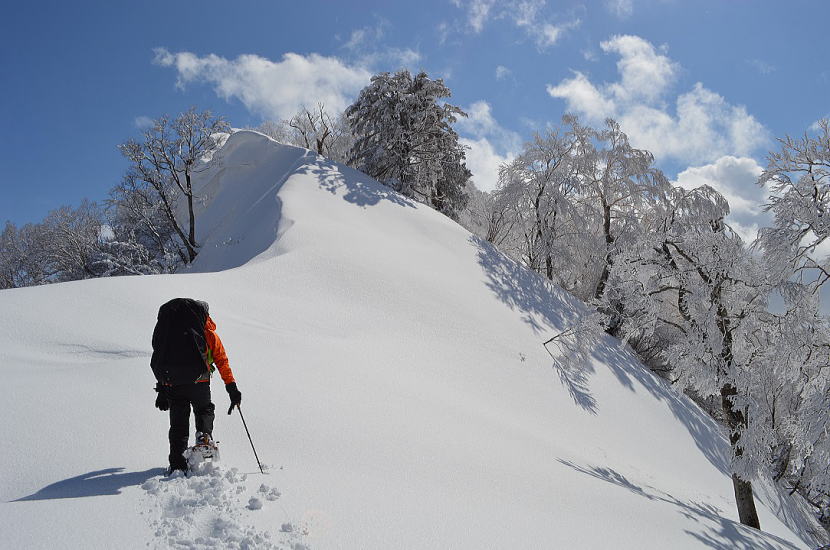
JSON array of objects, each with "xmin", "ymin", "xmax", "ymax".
[{"xmin": 0, "ymin": 131, "xmax": 822, "ymax": 549}]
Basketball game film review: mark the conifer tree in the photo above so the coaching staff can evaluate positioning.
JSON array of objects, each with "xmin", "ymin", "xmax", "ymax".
[{"xmin": 346, "ymin": 70, "xmax": 471, "ymax": 219}]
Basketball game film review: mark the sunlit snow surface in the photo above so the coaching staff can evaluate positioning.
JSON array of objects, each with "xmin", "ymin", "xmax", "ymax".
[{"xmin": 0, "ymin": 132, "xmax": 821, "ymax": 548}]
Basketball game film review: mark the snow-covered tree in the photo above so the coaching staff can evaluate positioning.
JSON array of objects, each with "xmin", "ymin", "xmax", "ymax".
[
  {"xmin": 253, "ymin": 106, "xmax": 353, "ymax": 163},
  {"xmin": 488, "ymin": 117, "xmax": 670, "ymax": 306},
  {"xmin": 605, "ymin": 184, "xmax": 775, "ymax": 528},
  {"xmin": 289, "ymin": 104, "xmax": 346, "ymax": 159},
  {"xmin": 493, "ymin": 126, "xmax": 590, "ymax": 294},
  {"xmin": 117, "ymin": 108, "xmax": 229, "ymax": 264},
  {"xmin": 0, "ymin": 222, "xmax": 21, "ymax": 289},
  {"xmin": 0, "ymin": 222, "xmax": 28, "ymax": 289},
  {"xmin": 569, "ymin": 118, "xmax": 671, "ymax": 305},
  {"xmin": 477, "ymin": 114, "xmax": 830, "ymax": 533},
  {"xmin": 105, "ymin": 177, "xmax": 184, "ymax": 273},
  {"xmin": 95, "ymin": 232, "xmax": 176, "ymax": 276},
  {"xmin": 39, "ymin": 200, "xmax": 105, "ymax": 281},
  {"xmin": 346, "ymin": 70, "xmax": 471, "ymax": 219},
  {"xmin": 0, "ymin": 202, "xmax": 108, "ymax": 287},
  {"xmin": 758, "ymin": 118, "xmax": 830, "ymax": 288},
  {"xmin": 252, "ymin": 120, "xmax": 292, "ymax": 143},
  {"xmin": 741, "ymin": 286, "xmax": 830, "ymax": 511},
  {"xmin": 753, "ymin": 119, "xmax": 830, "ymax": 528}
]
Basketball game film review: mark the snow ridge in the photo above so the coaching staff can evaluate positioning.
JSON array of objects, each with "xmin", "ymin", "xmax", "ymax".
[{"xmin": 0, "ymin": 131, "xmax": 817, "ymax": 549}]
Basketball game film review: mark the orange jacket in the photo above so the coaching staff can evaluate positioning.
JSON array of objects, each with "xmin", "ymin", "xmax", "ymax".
[{"xmin": 204, "ymin": 315, "xmax": 235, "ymax": 384}]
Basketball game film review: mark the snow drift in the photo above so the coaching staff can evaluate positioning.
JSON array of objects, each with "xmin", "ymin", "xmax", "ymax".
[{"xmin": 0, "ymin": 131, "xmax": 821, "ymax": 549}]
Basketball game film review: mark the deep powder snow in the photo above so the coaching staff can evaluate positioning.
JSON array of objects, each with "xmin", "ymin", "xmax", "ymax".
[{"xmin": 0, "ymin": 131, "xmax": 821, "ymax": 549}]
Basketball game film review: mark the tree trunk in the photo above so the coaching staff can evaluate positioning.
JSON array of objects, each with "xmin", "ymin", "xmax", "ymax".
[
  {"xmin": 732, "ymin": 474, "xmax": 761, "ymax": 529},
  {"xmin": 184, "ymin": 169, "xmax": 197, "ymax": 263},
  {"xmin": 594, "ymin": 202, "xmax": 613, "ymax": 301},
  {"xmin": 721, "ymin": 383, "xmax": 761, "ymax": 529},
  {"xmin": 430, "ymin": 186, "xmax": 445, "ymax": 212}
]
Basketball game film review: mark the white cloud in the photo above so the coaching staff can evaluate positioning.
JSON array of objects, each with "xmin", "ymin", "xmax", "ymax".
[
  {"xmin": 453, "ymin": 0, "xmax": 579, "ymax": 48},
  {"xmin": 536, "ymin": 22, "xmax": 566, "ymax": 47},
  {"xmin": 153, "ymin": 49, "xmax": 371, "ymax": 121},
  {"xmin": 615, "ymin": 84, "xmax": 767, "ymax": 163},
  {"xmin": 606, "ymin": 0, "xmax": 633, "ymax": 18},
  {"xmin": 345, "ymin": 29, "xmax": 371, "ymax": 51},
  {"xmin": 548, "ymin": 71, "xmax": 616, "ymax": 121},
  {"xmin": 461, "ymin": 137, "xmax": 515, "ymax": 192},
  {"xmin": 455, "ymin": 101, "xmax": 522, "ymax": 192},
  {"xmin": 134, "ymin": 115, "xmax": 154, "ymax": 129},
  {"xmin": 453, "ymin": 0, "xmax": 497, "ymax": 33},
  {"xmin": 437, "ymin": 21, "xmax": 451, "ymax": 45},
  {"xmin": 513, "ymin": 0, "xmax": 543, "ymax": 26},
  {"xmin": 511, "ymin": 0, "xmax": 581, "ymax": 48},
  {"xmin": 342, "ymin": 18, "xmax": 389, "ymax": 52},
  {"xmin": 340, "ymin": 19, "xmax": 421, "ymax": 69},
  {"xmin": 458, "ymin": 101, "xmax": 501, "ymax": 136},
  {"xmin": 495, "ymin": 65, "xmax": 511, "ymax": 80},
  {"xmin": 674, "ymin": 155, "xmax": 767, "ymax": 242},
  {"xmin": 600, "ymin": 35, "xmax": 677, "ymax": 104},
  {"xmin": 456, "ymin": 101, "xmax": 523, "ymax": 151},
  {"xmin": 748, "ymin": 59, "xmax": 775, "ymax": 75},
  {"xmin": 547, "ymin": 35, "xmax": 768, "ymax": 165},
  {"xmin": 357, "ymin": 47, "xmax": 422, "ymax": 69}
]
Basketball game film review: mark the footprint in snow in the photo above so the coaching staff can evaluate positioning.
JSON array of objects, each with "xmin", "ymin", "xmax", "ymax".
[{"xmin": 140, "ymin": 462, "xmax": 307, "ymax": 549}]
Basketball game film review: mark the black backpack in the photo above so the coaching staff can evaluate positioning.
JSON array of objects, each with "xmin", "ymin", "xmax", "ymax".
[{"xmin": 151, "ymin": 298, "xmax": 210, "ymax": 385}]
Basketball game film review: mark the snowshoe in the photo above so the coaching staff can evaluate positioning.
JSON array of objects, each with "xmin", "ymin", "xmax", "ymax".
[{"xmin": 184, "ymin": 432, "xmax": 220, "ymax": 467}]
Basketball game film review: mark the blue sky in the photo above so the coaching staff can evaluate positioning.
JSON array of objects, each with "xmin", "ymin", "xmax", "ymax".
[{"xmin": 2, "ymin": 0, "xmax": 828, "ymax": 239}]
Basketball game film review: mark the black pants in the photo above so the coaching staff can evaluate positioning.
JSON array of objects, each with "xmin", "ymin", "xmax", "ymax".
[{"xmin": 168, "ymin": 383, "xmax": 215, "ymax": 469}]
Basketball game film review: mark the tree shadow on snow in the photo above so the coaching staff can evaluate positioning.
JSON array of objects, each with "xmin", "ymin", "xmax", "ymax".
[
  {"xmin": 472, "ymin": 235, "xmax": 580, "ymax": 333},
  {"xmin": 470, "ymin": 237, "xmax": 601, "ymax": 415},
  {"xmin": 592, "ymin": 337, "xmax": 731, "ymax": 474},
  {"xmin": 13, "ymin": 467, "xmax": 164, "ymax": 501},
  {"xmin": 299, "ymin": 157, "xmax": 416, "ymax": 210},
  {"xmin": 471, "ymin": 236, "xmax": 730, "ymax": 474},
  {"xmin": 557, "ymin": 459, "xmax": 802, "ymax": 550},
  {"xmin": 552, "ymin": 354, "xmax": 598, "ymax": 414}
]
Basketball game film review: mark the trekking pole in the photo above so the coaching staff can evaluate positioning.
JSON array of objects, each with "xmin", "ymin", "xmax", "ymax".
[{"xmin": 231, "ymin": 404, "xmax": 265, "ymax": 474}]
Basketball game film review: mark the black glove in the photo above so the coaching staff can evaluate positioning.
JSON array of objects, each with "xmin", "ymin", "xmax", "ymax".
[
  {"xmin": 226, "ymin": 382, "xmax": 242, "ymax": 414},
  {"xmin": 155, "ymin": 383, "xmax": 170, "ymax": 412}
]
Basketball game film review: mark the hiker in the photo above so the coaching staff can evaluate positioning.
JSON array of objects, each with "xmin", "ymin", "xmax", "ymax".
[{"xmin": 150, "ymin": 298, "xmax": 242, "ymax": 474}]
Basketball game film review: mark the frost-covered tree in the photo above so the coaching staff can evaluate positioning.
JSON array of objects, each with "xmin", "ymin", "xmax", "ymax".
[
  {"xmin": 95, "ymin": 232, "xmax": 176, "ymax": 276},
  {"xmin": 460, "ymin": 182, "xmax": 513, "ymax": 247},
  {"xmin": 7, "ymin": 222, "xmax": 51, "ymax": 286},
  {"xmin": 0, "ymin": 201, "xmax": 107, "ymax": 287},
  {"xmin": 105, "ymin": 177, "xmax": 183, "ymax": 273},
  {"xmin": 289, "ymin": 104, "xmax": 343, "ymax": 158},
  {"xmin": 488, "ymin": 117, "xmax": 670, "ymax": 306},
  {"xmin": 569, "ymin": 118, "xmax": 671, "ymax": 304},
  {"xmin": 0, "ymin": 222, "xmax": 27, "ymax": 289},
  {"xmin": 346, "ymin": 70, "xmax": 471, "ymax": 218},
  {"xmin": 0, "ymin": 222, "xmax": 20, "ymax": 289},
  {"xmin": 758, "ymin": 118, "xmax": 830, "ymax": 288},
  {"xmin": 754, "ymin": 119, "xmax": 830, "ymax": 528},
  {"xmin": 605, "ymin": 185, "xmax": 773, "ymax": 528},
  {"xmin": 39, "ymin": 200, "xmax": 105, "ymax": 281},
  {"xmin": 493, "ymin": 126, "xmax": 588, "ymax": 293},
  {"xmin": 252, "ymin": 120, "xmax": 292, "ymax": 143},
  {"xmin": 252, "ymin": 106, "xmax": 353, "ymax": 164},
  {"xmin": 479, "ymin": 114, "xmax": 830, "ymax": 533},
  {"xmin": 742, "ymin": 285, "xmax": 830, "ymax": 517},
  {"xmin": 117, "ymin": 107, "xmax": 229, "ymax": 263}
]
